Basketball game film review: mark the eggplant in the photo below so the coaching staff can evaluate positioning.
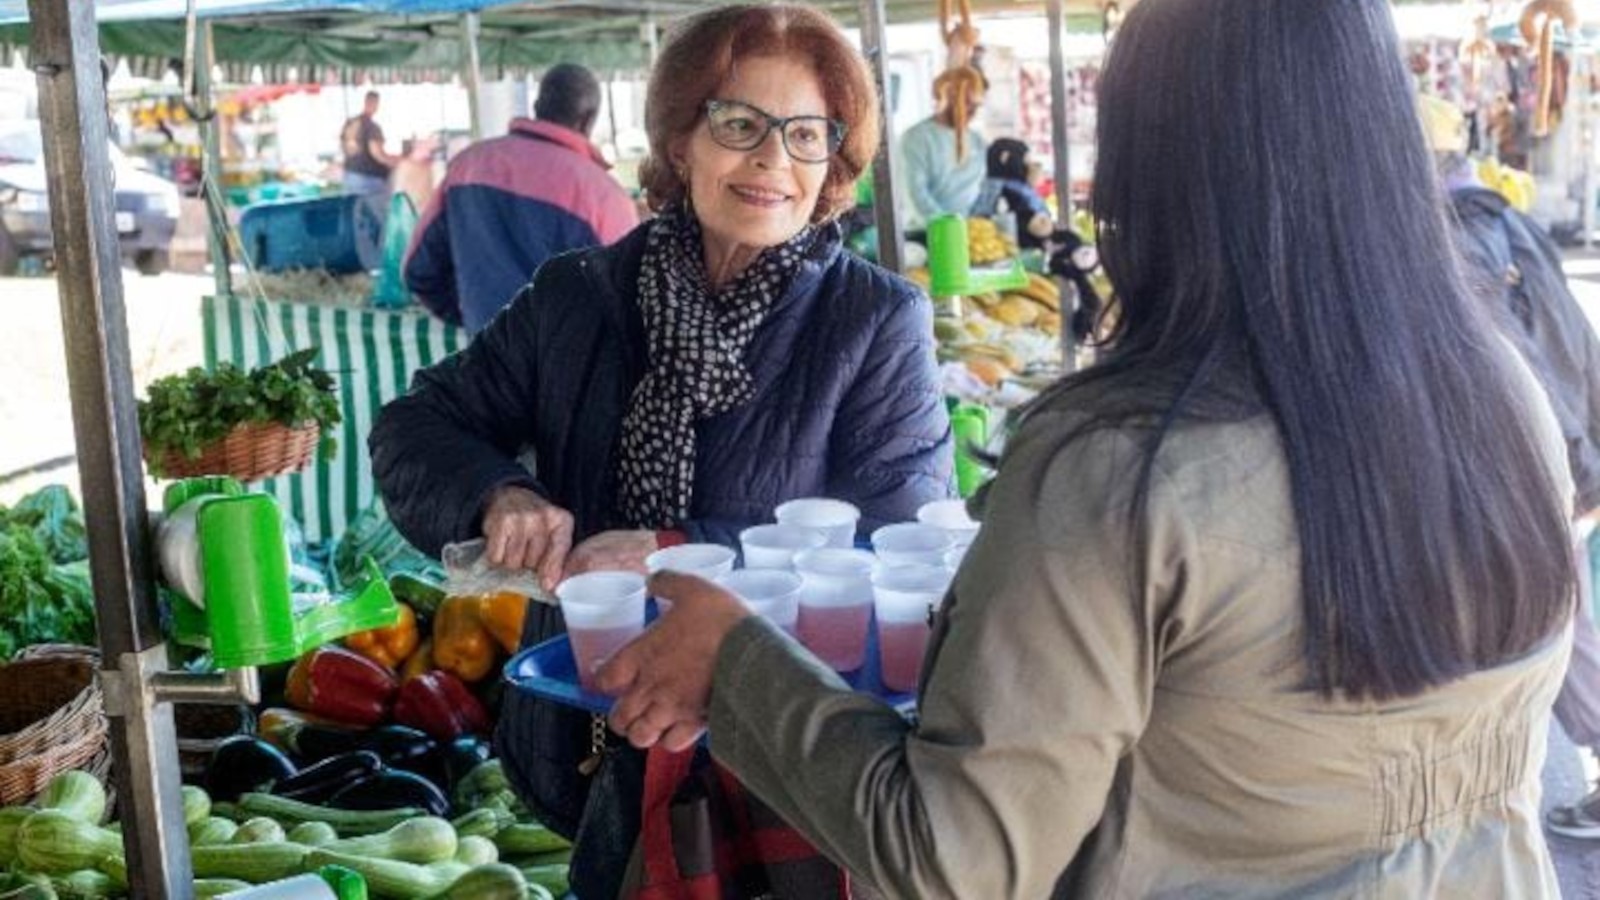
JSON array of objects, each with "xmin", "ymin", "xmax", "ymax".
[
  {"xmin": 205, "ymin": 736, "xmax": 297, "ymax": 803},
  {"xmin": 440, "ymin": 737, "xmax": 494, "ymax": 793},
  {"xmin": 271, "ymin": 751, "xmax": 385, "ymax": 804},
  {"xmin": 328, "ymin": 769, "xmax": 451, "ymax": 817},
  {"xmin": 295, "ymin": 723, "xmax": 437, "ymax": 769}
]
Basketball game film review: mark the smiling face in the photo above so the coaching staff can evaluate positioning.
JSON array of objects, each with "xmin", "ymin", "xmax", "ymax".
[{"xmin": 676, "ymin": 53, "xmax": 831, "ymax": 258}]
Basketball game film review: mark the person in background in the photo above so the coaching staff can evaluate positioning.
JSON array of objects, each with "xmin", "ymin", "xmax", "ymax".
[
  {"xmin": 897, "ymin": 75, "xmax": 988, "ymax": 227},
  {"xmin": 370, "ymin": 7, "xmax": 951, "ymax": 895},
  {"xmin": 340, "ymin": 90, "xmax": 398, "ymax": 196},
  {"xmin": 390, "ymin": 135, "xmax": 439, "ymax": 218},
  {"xmin": 1420, "ymin": 93, "xmax": 1600, "ymax": 840},
  {"xmin": 600, "ymin": 0, "xmax": 1577, "ymax": 895},
  {"xmin": 404, "ymin": 64, "xmax": 639, "ymax": 334}
]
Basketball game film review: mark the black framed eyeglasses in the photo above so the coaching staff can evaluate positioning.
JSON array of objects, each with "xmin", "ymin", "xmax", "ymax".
[{"xmin": 704, "ymin": 100, "xmax": 846, "ymax": 164}]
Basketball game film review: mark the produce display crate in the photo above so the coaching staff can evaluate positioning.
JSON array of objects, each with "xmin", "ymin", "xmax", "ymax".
[{"xmin": 202, "ymin": 293, "xmax": 466, "ymax": 543}]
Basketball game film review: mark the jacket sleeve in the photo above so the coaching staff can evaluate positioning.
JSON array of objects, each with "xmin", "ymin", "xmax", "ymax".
[
  {"xmin": 370, "ymin": 269, "xmax": 560, "ymax": 556},
  {"xmin": 825, "ymin": 283, "xmax": 955, "ymax": 532},
  {"xmin": 709, "ymin": 417, "xmax": 1186, "ymax": 898},
  {"xmin": 404, "ymin": 185, "xmax": 463, "ymax": 326}
]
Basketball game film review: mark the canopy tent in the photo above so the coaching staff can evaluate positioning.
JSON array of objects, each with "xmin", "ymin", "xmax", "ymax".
[{"xmin": 0, "ymin": 0, "xmax": 1121, "ymax": 81}]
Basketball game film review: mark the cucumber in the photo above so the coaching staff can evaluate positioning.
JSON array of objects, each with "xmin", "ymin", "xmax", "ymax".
[
  {"xmin": 450, "ymin": 808, "xmax": 512, "ymax": 839},
  {"xmin": 182, "ymin": 786, "xmax": 212, "ymax": 828},
  {"xmin": 194, "ymin": 880, "xmax": 253, "ymax": 898},
  {"xmin": 49, "ymin": 870, "xmax": 113, "ymax": 900},
  {"xmin": 519, "ymin": 863, "xmax": 568, "ymax": 899},
  {"xmin": 237, "ymin": 793, "xmax": 423, "ymax": 835},
  {"xmin": 324, "ymin": 817, "xmax": 457, "ymax": 864},
  {"xmin": 190, "ymin": 841, "xmax": 309, "ymax": 883},
  {"xmin": 230, "ymin": 817, "xmax": 288, "ymax": 845},
  {"xmin": 286, "ymin": 821, "xmax": 339, "ymax": 847},
  {"xmin": 16, "ymin": 810, "xmax": 122, "ymax": 875},
  {"xmin": 492, "ymin": 823, "xmax": 568, "ymax": 856},
  {"xmin": 425, "ymin": 863, "xmax": 528, "ymax": 900},
  {"xmin": 453, "ymin": 835, "xmax": 498, "ymax": 867},
  {"xmin": 39, "ymin": 773, "xmax": 107, "ymax": 826},
  {"xmin": 0, "ymin": 807, "xmax": 35, "ymax": 867},
  {"xmin": 188, "ymin": 817, "xmax": 240, "ymax": 847},
  {"xmin": 305, "ymin": 848, "xmax": 460, "ymax": 900}
]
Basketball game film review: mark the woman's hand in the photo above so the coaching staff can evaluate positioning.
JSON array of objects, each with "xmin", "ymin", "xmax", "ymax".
[
  {"xmin": 482, "ymin": 485, "xmax": 575, "ymax": 592},
  {"xmin": 564, "ymin": 530, "xmax": 660, "ymax": 577},
  {"xmin": 597, "ymin": 571, "xmax": 751, "ymax": 752}
]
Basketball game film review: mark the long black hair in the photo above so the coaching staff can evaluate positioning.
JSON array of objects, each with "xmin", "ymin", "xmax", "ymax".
[{"xmin": 1071, "ymin": 0, "xmax": 1573, "ymax": 699}]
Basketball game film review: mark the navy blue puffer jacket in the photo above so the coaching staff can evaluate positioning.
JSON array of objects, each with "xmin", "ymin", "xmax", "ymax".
[{"xmin": 369, "ymin": 220, "xmax": 953, "ymax": 847}]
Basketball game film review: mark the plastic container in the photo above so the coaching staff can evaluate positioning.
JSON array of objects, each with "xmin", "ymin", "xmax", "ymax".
[
  {"xmin": 774, "ymin": 499, "xmax": 861, "ymax": 549},
  {"xmin": 794, "ymin": 548, "xmax": 878, "ymax": 672},
  {"xmin": 872, "ymin": 523, "xmax": 956, "ymax": 569},
  {"xmin": 238, "ymin": 194, "xmax": 386, "ymax": 275},
  {"xmin": 717, "ymin": 569, "xmax": 802, "ymax": 634},
  {"xmin": 647, "ymin": 543, "xmax": 738, "ymax": 615},
  {"xmin": 557, "ymin": 572, "xmax": 647, "ymax": 693},
  {"xmin": 740, "ymin": 524, "xmax": 828, "ymax": 570},
  {"xmin": 917, "ymin": 499, "xmax": 980, "ymax": 548},
  {"xmin": 872, "ymin": 564, "xmax": 951, "ymax": 693}
]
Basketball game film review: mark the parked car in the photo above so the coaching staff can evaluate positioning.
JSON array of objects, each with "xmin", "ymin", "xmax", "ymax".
[{"xmin": 0, "ymin": 120, "xmax": 179, "ymax": 276}]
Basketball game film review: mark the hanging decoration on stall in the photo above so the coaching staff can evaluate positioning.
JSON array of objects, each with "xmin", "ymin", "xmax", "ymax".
[
  {"xmin": 1103, "ymin": 1, "xmax": 1125, "ymax": 43},
  {"xmin": 1520, "ymin": 0, "xmax": 1578, "ymax": 137},
  {"xmin": 1461, "ymin": 15, "xmax": 1496, "ymax": 98},
  {"xmin": 933, "ymin": 0, "xmax": 984, "ymax": 161}
]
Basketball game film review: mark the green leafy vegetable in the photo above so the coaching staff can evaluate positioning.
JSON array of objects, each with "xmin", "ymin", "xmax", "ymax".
[{"xmin": 137, "ymin": 348, "xmax": 342, "ymax": 477}]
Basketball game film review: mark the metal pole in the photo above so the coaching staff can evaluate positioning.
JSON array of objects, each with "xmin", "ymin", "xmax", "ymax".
[
  {"xmin": 644, "ymin": 14, "xmax": 660, "ymax": 68},
  {"xmin": 196, "ymin": 21, "xmax": 231, "ymax": 297},
  {"xmin": 1046, "ymin": 0, "xmax": 1073, "ymax": 223},
  {"xmin": 858, "ymin": 0, "xmax": 905, "ymax": 272},
  {"xmin": 26, "ymin": 0, "xmax": 193, "ymax": 895},
  {"xmin": 462, "ymin": 12, "xmax": 484, "ymax": 141}
]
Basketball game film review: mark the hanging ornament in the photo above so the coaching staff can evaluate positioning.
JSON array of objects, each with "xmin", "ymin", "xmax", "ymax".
[
  {"xmin": 1520, "ymin": 0, "xmax": 1578, "ymax": 137},
  {"xmin": 932, "ymin": 0, "xmax": 984, "ymax": 162},
  {"xmin": 1461, "ymin": 14, "xmax": 1495, "ymax": 98}
]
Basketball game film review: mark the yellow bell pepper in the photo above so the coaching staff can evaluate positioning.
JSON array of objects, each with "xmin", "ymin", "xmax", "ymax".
[
  {"xmin": 433, "ymin": 595, "xmax": 497, "ymax": 683},
  {"xmin": 480, "ymin": 591, "xmax": 530, "ymax": 655},
  {"xmin": 401, "ymin": 638, "xmax": 435, "ymax": 682},
  {"xmin": 343, "ymin": 603, "xmax": 419, "ymax": 669}
]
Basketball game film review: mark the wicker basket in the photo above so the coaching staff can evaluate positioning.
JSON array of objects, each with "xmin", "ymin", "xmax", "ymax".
[
  {"xmin": 149, "ymin": 420, "xmax": 320, "ymax": 483},
  {"xmin": 0, "ymin": 648, "xmax": 108, "ymax": 806}
]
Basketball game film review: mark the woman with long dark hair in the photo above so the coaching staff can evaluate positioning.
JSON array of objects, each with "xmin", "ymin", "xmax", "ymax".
[{"xmin": 598, "ymin": 0, "xmax": 1578, "ymax": 894}]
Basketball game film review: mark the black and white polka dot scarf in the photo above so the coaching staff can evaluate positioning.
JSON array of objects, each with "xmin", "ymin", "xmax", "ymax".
[{"xmin": 615, "ymin": 210, "xmax": 817, "ymax": 529}]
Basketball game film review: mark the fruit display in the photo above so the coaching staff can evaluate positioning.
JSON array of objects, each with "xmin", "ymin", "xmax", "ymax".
[{"xmin": 913, "ymin": 255, "xmax": 1067, "ymax": 388}]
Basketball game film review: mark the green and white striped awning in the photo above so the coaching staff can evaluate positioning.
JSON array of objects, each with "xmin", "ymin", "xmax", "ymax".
[{"xmin": 203, "ymin": 293, "xmax": 466, "ymax": 543}]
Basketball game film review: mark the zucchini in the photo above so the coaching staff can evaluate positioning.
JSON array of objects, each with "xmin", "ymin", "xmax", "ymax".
[
  {"xmin": 450, "ymin": 808, "xmax": 512, "ymax": 839},
  {"xmin": 324, "ymin": 817, "xmax": 457, "ymax": 864},
  {"xmin": 0, "ymin": 875, "xmax": 55, "ymax": 900},
  {"xmin": 49, "ymin": 870, "xmax": 113, "ymax": 900},
  {"xmin": 188, "ymin": 817, "xmax": 240, "ymax": 847},
  {"xmin": 454, "ymin": 835, "xmax": 498, "ymax": 867},
  {"xmin": 194, "ymin": 880, "xmax": 253, "ymax": 898},
  {"xmin": 16, "ymin": 810, "xmax": 122, "ymax": 875},
  {"xmin": 305, "ymin": 848, "xmax": 459, "ymax": 900},
  {"xmin": 286, "ymin": 821, "xmax": 339, "ymax": 847},
  {"xmin": 190, "ymin": 841, "xmax": 309, "ymax": 883},
  {"xmin": 182, "ymin": 786, "xmax": 212, "ymax": 828},
  {"xmin": 209, "ymin": 801, "xmax": 242, "ymax": 822},
  {"xmin": 39, "ymin": 772, "xmax": 107, "ymax": 826},
  {"xmin": 425, "ymin": 862, "xmax": 527, "ymax": 900},
  {"xmin": 237, "ymin": 793, "xmax": 422, "ymax": 835},
  {"xmin": 94, "ymin": 857, "xmax": 125, "ymax": 893},
  {"xmin": 519, "ymin": 864, "xmax": 568, "ymax": 899},
  {"xmin": 230, "ymin": 817, "xmax": 288, "ymax": 845},
  {"xmin": 0, "ymin": 807, "xmax": 35, "ymax": 867},
  {"xmin": 492, "ymin": 823, "xmax": 568, "ymax": 856}
]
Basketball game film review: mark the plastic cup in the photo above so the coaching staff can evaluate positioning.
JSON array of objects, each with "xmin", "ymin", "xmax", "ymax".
[
  {"xmin": 774, "ymin": 498, "xmax": 861, "ymax": 549},
  {"xmin": 944, "ymin": 544, "xmax": 970, "ymax": 573},
  {"xmin": 647, "ymin": 544, "xmax": 737, "ymax": 615},
  {"xmin": 717, "ymin": 569, "xmax": 802, "ymax": 634},
  {"xmin": 873, "ymin": 565, "xmax": 950, "ymax": 693},
  {"xmin": 557, "ymin": 571, "xmax": 647, "ymax": 693},
  {"xmin": 740, "ymin": 524, "xmax": 827, "ymax": 570},
  {"xmin": 917, "ymin": 499, "xmax": 981, "ymax": 548},
  {"xmin": 793, "ymin": 548, "xmax": 878, "ymax": 672},
  {"xmin": 872, "ymin": 523, "xmax": 955, "ymax": 569}
]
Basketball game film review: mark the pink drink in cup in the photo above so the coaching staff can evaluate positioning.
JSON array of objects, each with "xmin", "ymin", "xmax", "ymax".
[
  {"xmin": 716, "ymin": 569, "xmax": 803, "ymax": 635},
  {"xmin": 557, "ymin": 571, "xmax": 647, "ymax": 693},
  {"xmin": 794, "ymin": 548, "xmax": 878, "ymax": 672},
  {"xmin": 646, "ymin": 544, "xmax": 737, "ymax": 615},
  {"xmin": 872, "ymin": 564, "xmax": 951, "ymax": 693}
]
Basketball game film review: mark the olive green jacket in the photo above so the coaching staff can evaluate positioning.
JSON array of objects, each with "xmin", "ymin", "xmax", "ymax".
[{"xmin": 708, "ymin": 362, "xmax": 1572, "ymax": 898}]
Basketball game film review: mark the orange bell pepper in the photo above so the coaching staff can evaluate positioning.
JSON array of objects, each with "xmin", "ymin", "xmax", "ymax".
[
  {"xmin": 344, "ymin": 602, "xmax": 420, "ymax": 669},
  {"xmin": 480, "ymin": 591, "xmax": 530, "ymax": 655},
  {"xmin": 400, "ymin": 638, "xmax": 435, "ymax": 682},
  {"xmin": 433, "ymin": 595, "xmax": 497, "ymax": 683}
]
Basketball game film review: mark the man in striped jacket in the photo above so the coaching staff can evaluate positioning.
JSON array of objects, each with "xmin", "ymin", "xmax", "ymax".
[{"xmin": 405, "ymin": 64, "xmax": 639, "ymax": 334}]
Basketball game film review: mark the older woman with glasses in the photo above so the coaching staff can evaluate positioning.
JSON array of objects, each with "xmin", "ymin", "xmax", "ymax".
[{"xmin": 370, "ymin": 4, "xmax": 952, "ymax": 894}]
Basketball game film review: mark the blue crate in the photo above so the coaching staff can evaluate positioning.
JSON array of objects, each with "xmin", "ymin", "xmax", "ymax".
[{"xmin": 238, "ymin": 193, "xmax": 386, "ymax": 275}]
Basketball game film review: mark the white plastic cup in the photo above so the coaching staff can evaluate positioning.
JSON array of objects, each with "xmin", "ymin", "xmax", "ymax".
[
  {"xmin": 872, "ymin": 564, "xmax": 950, "ymax": 693},
  {"xmin": 739, "ymin": 524, "xmax": 827, "ymax": 570},
  {"xmin": 872, "ymin": 523, "xmax": 955, "ymax": 568},
  {"xmin": 775, "ymin": 498, "xmax": 861, "ymax": 549},
  {"xmin": 944, "ymin": 543, "xmax": 970, "ymax": 573},
  {"xmin": 917, "ymin": 499, "xmax": 981, "ymax": 548},
  {"xmin": 647, "ymin": 544, "xmax": 738, "ymax": 615},
  {"xmin": 793, "ymin": 548, "xmax": 878, "ymax": 672},
  {"xmin": 557, "ymin": 571, "xmax": 647, "ymax": 693},
  {"xmin": 717, "ymin": 569, "xmax": 802, "ymax": 634}
]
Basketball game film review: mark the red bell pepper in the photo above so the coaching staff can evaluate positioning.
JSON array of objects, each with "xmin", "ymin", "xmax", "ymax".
[
  {"xmin": 285, "ymin": 645, "xmax": 398, "ymax": 727},
  {"xmin": 392, "ymin": 670, "xmax": 491, "ymax": 741}
]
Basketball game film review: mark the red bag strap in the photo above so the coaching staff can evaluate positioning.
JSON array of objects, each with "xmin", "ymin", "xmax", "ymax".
[{"xmin": 641, "ymin": 745, "xmax": 698, "ymax": 886}]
